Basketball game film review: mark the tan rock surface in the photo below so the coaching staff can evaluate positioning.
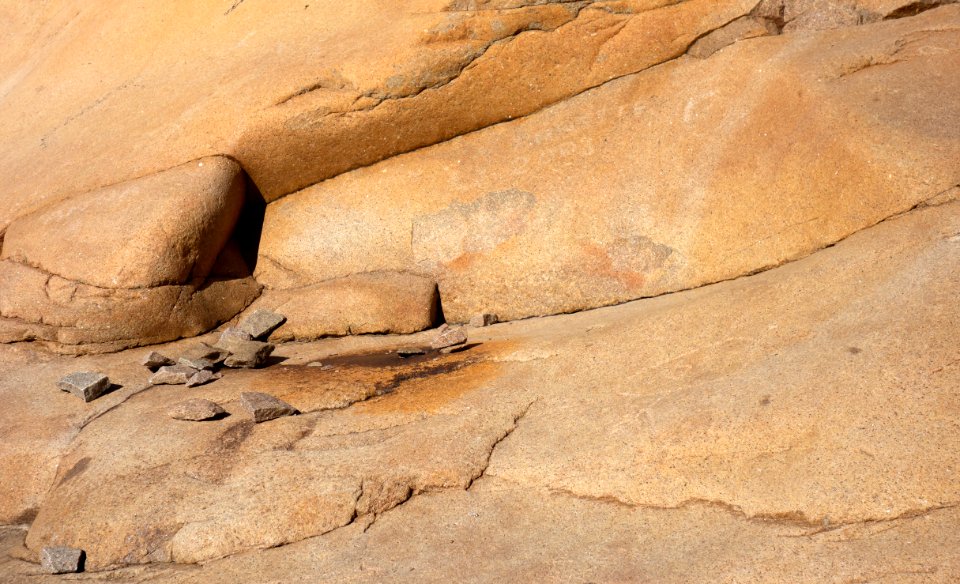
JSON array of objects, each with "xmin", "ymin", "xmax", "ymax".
[
  {"xmin": 2, "ymin": 157, "xmax": 243, "ymax": 289},
  {"xmin": 257, "ymin": 8, "xmax": 960, "ymax": 323},
  {"xmin": 3, "ymin": 4, "xmax": 958, "ymax": 349},
  {"xmin": 1, "ymin": 199, "xmax": 957, "ymax": 578},
  {"xmin": 0, "ymin": 260, "xmax": 261, "ymax": 354},
  {"xmin": 0, "ymin": 0, "xmax": 762, "ymax": 230},
  {"xmin": 244, "ymin": 272, "xmax": 439, "ymax": 342}
]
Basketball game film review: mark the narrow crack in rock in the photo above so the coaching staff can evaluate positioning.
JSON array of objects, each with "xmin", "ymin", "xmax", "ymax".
[
  {"xmin": 466, "ymin": 398, "xmax": 538, "ymax": 490},
  {"xmin": 542, "ymin": 485, "xmax": 960, "ymax": 533}
]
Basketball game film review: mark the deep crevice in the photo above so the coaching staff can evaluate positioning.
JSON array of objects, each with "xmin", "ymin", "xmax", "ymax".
[
  {"xmin": 233, "ymin": 173, "xmax": 266, "ymax": 274},
  {"xmin": 885, "ymin": 1, "xmax": 953, "ymax": 19}
]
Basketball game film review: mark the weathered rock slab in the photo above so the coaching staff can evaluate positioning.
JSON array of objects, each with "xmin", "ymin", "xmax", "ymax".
[
  {"xmin": 148, "ymin": 365, "xmax": 199, "ymax": 386},
  {"xmin": 56, "ymin": 372, "xmax": 110, "ymax": 403},
  {"xmin": 141, "ymin": 351, "xmax": 175, "ymax": 370},
  {"xmin": 168, "ymin": 399, "xmax": 226, "ymax": 422},
  {"xmin": 430, "ymin": 325, "xmax": 468, "ymax": 350},
  {"xmin": 222, "ymin": 341, "xmax": 274, "ymax": 369},
  {"xmin": 237, "ymin": 310, "xmax": 286, "ymax": 340},
  {"xmin": 238, "ymin": 392, "xmax": 298, "ymax": 423},
  {"xmin": 39, "ymin": 546, "xmax": 83, "ymax": 574}
]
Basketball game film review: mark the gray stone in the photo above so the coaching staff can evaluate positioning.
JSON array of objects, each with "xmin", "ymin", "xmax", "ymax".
[
  {"xmin": 168, "ymin": 398, "xmax": 226, "ymax": 421},
  {"xmin": 186, "ymin": 369, "xmax": 222, "ymax": 387},
  {"xmin": 430, "ymin": 325, "xmax": 468, "ymax": 350},
  {"xmin": 178, "ymin": 344, "xmax": 227, "ymax": 370},
  {"xmin": 213, "ymin": 326, "xmax": 253, "ymax": 350},
  {"xmin": 307, "ymin": 361, "xmax": 324, "ymax": 367},
  {"xmin": 222, "ymin": 339, "xmax": 275, "ymax": 369},
  {"xmin": 140, "ymin": 351, "xmax": 175, "ymax": 370},
  {"xmin": 56, "ymin": 372, "xmax": 111, "ymax": 403},
  {"xmin": 469, "ymin": 313, "xmax": 498, "ymax": 327},
  {"xmin": 40, "ymin": 546, "xmax": 84, "ymax": 574},
  {"xmin": 239, "ymin": 392, "xmax": 298, "ymax": 423},
  {"xmin": 148, "ymin": 364, "xmax": 198, "ymax": 385},
  {"xmin": 238, "ymin": 309, "xmax": 287, "ymax": 340}
]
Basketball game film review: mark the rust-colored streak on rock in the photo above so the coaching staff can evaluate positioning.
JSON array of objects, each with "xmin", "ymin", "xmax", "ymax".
[{"xmin": 358, "ymin": 359, "xmax": 500, "ymax": 414}]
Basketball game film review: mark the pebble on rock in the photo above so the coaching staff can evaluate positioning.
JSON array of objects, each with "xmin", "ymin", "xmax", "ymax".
[
  {"xmin": 238, "ymin": 309, "xmax": 287, "ymax": 340},
  {"xmin": 430, "ymin": 325, "xmax": 468, "ymax": 350},
  {"xmin": 168, "ymin": 398, "xmax": 226, "ymax": 421},
  {"xmin": 239, "ymin": 392, "xmax": 298, "ymax": 423},
  {"xmin": 469, "ymin": 313, "xmax": 498, "ymax": 327},
  {"xmin": 40, "ymin": 546, "xmax": 84, "ymax": 574},
  {"xmin": 140, "ymin": 351, "xmax": 175, "ymax": 370},
  {"xmin": 186, "ymin": 369, "xmax": 222, "ymax": 387},
  {"xmin": 148, "ymin": 364, "xmax": 198, "ymax": 385},
  {"xmin": 56, "ymin": 372, "xmax": 111, "ymax": 403},
  {"xmin": 223, "ymin": 339, "xmax": 275, "ymax": 369}
]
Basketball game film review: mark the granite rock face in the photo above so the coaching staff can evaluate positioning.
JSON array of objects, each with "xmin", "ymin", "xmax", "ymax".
[
  {"xmin": 0, "ymin": 158, "xmax": 260, "ymax": 353},
  {"xmin": 0, "ymin": 3, "xmax": 955, "ymax": 348},
  {"xmin": 258, "ymin": 8, "xmax": 960, "ymax": 323},
  {"xmin": 0, "ymin": 2, "xmax": 959, "ymax": 582},
  {"xmin": 2, "ymin": 200, "xmax": 957, "ymax": 578}
]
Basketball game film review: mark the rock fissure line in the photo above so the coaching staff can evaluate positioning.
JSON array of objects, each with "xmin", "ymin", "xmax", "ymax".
[
  {"xmin": 274, "ymin": 3, "xmax": 587, "ymax": 108},
  {"xmin": 466, "ymin": 399, "xmax": 538, "ymax": 490},
  {"xmin": 543, "ymin": 485, "xmax": 960, "ymax": 532},
  {"xmin": 263, "ymin": 2, "xmax": 762, "ymax": 203}
]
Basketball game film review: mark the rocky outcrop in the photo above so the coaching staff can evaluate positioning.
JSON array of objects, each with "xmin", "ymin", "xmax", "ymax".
[
  {"xmin": 0, "ymin": 158, "xmax": 260, "ymax": 353},
  {"xmin": 1, "ymin": 3, "xmax": 958, "ymax": 350},
  {"xmin": 3, "ymin": 197, "xmax": 957, "ymax": 576},
  {"xmin": 257, "ymin": 8, "xmax": 960, "ymax": 324}
]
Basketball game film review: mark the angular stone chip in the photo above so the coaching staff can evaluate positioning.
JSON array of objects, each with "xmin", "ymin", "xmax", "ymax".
[
  {"xmin": 214, "ymin": 326, "xmax": 254, "ymax": 349},
  {"xmin": 168, "ymin": 398, "xmax": 226, "ymax": 421},
  {"xmin": 238, "ymin": 309, "xmax": 287, "ymax": 340},
  {"xmin": 140, "ymin": 351, "xmax": 175, "ymax": 370},
  {"xmin": 469, "ymin": 313, "xmax": 498, "ymax": 327},
  {"xmin": 56, "ymin": 372, "xmax": 111, "ymax": 402},
  {"xmin": 222, "ymin": 339, "xmax": 275, "ymax": 369},
  {"xmin": 186, "ymin": 370, "xmax": 222, "ymax": 387},
  {"xmin": 148, "ymin": 364, "xmax": 199, "ymax": 385},
  {"xmin": 239, "ymin": 392, "xmax": 298, "ymax": 423},
  {"xmin": 40, "ymin": 546, "xmax": 84, "ymax": 574},
  {"xmin": 178, "ymin": 344, "xmax": 227, "ymax": 370},
  {"xmin": 430, "ymin": 324, "xmax": 468, "ymax": 350}
]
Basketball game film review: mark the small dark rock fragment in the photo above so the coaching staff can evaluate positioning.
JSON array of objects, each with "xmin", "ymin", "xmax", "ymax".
[
  {"xmin": 238, "ymin": 309, "xmax": 286, "ymax": 340},
  {"xmin": 222, "ymin": 339, "xmax": 275, "ymax": 369},
  {"xmin": 57, "ymin": 372, "xmax": 110, "ymax": 403},
  {"xmin": 239, "ymin": 392, "xmax": 298, "ymax": 423},
  {"xmin": 148, "ymin": 364, "xmax": 198, "ymax": 385},
  {"xmin": 469, "ymin": 313, "xmax": 498, "ymax": 327},
  {"xmin": 430, "ymin": 324, "xmax": 468, "ymax": 350},
  {"xmin": 168, "ymin": 398, "xmax": 226, "ymax": 421},
  {"xmin": 397, "ymin": 347, "xmax": 426, "ymax": 357},
  {"xmin": 40, "ymin": 546, "xmax": 84, "ymax": 574},
  {"xmin": 141, "ymin": 351, "xmax": 175, "ymax": 370}
]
